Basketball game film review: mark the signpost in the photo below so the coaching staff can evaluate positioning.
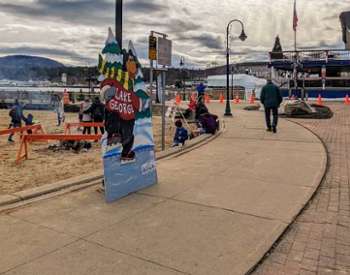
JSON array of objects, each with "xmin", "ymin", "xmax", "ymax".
[
  {"xmin": 148, "ymin": 31, "xmax": 172, "ymax": 151},
  {"xmin": 149, "ymin": 34, "xmax": 157, "ymax": 107},
  {"xmin": 149, "ymin": 35, "xmax": 157, "ymax": 61},
  {"xmin": 155, "ymin": 68, "xmax": 167, "ymax": 151},
  {"xmin": 157, "ymin": 37, "xmax": 172, "ymax": 66}
]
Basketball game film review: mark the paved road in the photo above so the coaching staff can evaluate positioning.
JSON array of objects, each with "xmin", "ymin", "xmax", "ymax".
[
  {"xmin": 254, "ymin": 103, "xmax": 350, "ymax": 275},
  {"xmin": 0, "ymin": 104, "xmax": 326, "ymax": 275}
]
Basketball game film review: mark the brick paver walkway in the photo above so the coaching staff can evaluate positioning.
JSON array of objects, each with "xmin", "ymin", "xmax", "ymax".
[{"xmin": 253, "ymin": 103, "xmax": 350, "ymax": 275}]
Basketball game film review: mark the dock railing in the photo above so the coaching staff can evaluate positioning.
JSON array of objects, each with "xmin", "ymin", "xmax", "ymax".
[{"xmin": 269, "ymin": 49, "xmax": 350, "ymax": 62}]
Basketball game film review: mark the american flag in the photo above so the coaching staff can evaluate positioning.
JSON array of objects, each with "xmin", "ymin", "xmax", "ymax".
[{"xmin": 293, "ymin": 0, "xmax": 298, "ymax": 31}]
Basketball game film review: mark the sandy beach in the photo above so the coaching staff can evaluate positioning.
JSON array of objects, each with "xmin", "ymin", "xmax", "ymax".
[{"xmin": 0, "ymin": 109, "xmax": 175, "ymax": 195}]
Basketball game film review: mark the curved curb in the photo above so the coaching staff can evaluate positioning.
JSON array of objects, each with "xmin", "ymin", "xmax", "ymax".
[
  {"xmin": 158, "ymin": 120, "xmax": 225, "ymax": 161},
  {"xmin": 247, "ymin": 118, "xmax": 329, "ymax": 274},
  {"xmin": 286, "ymin": 119, "xmax": 329, "ymax": 220},
  {"xmin": 0, "ymin": 121, "xmax": 224, "ymax": 210}
]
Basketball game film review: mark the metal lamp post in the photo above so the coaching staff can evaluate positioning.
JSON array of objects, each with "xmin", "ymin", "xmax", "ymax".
[
  {"xmin": 225, "ymin": 19, "xmax": 247, "ymax": 116},
  {"xmin": 180, "ymin": 56, "xmax": 186, "ymax": 100},
  {"xmin": 115, "ymin": 0, "xmax": 123, "ymax": 48}
]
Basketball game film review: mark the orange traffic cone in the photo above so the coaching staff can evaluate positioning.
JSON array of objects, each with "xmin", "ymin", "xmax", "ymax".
[
  {"xmin": 234, "ymin": 95, "xmax": 240, "ymax": 104},
  {"xmin": 175, "ymin": 94, "xmax": 181, "ymax": 105},
  {"xmin": 249, "ymin": 94, "xmax": 255, "ymax": 104},
  {"xmin": 344, "ymin": 94, "xmax": 350, "ymax": 105},
  {"xmin": 317, "ymin": 94, "xmax": 323, "ymax": 105},
  {"xmin": 219, "ymin": 93, "xmax": 224, "ymax": 104}
]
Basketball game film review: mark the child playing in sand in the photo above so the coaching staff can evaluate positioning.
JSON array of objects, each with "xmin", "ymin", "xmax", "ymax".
[
  {"xmin": 172, "ymin": 120, "xmax": 189, "ymax": 147},
  {"xmin": 25, "ymin": 113, "xmax": 35, "ymax": 134}
]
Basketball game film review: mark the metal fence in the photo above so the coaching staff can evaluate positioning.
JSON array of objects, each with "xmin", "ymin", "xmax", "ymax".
[{"xmin": 269, "ymin": 49, "xmax": 350, "ymax": 62}]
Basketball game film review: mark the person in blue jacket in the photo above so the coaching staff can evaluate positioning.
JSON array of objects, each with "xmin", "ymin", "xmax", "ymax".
[
  {"xmin": 8, "ymin": 100, "xmax": 26, "ymax": 143},
  {"xmin": 196, "ymin": 82, "xmax": 206, "ymax": 100},
  {"xmin": 173, "ymin": 120, "xmax": 189, "ymax": 146}
]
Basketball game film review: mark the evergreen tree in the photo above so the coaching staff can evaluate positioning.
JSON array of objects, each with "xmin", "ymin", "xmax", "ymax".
[
  {"xmin": 271, "ymin": 35, "xmax": 284, "ymax": 59},
  {"xmin": 272, "ymin": 36, "xmax": 283, "ymax": 52}
]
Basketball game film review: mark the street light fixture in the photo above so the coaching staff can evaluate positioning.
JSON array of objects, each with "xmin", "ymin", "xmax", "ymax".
[{"xmin": 225, "ymin": 19, "xmax": 247, "ymax": 116}]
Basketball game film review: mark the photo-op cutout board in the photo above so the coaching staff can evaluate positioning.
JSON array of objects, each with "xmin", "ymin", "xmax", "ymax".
[{"xmin": 98, "ymin": 28, "xmax": 157, "ymax": 203}]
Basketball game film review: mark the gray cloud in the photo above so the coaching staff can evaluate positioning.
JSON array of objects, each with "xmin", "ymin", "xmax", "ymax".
[
  {"xmin": 88, "ymin": 34, "xmax": 106, "ymax": 45},
  {"xmin": 59, "ymin": 38, "xmax": 81, "ymax": 44},
  {"xmin": 124, "ymin": 0, "xmax": 168, "ymax": 13},
  {"xmin": 0, "ymin": 0, "xmax": 346, "ymax": 67},
  {"xmin": 166, "ymin": 19, "xmax": 202, "ymax": 33},
  {"xmin": 323, "ymin": 15, "xmax": 339, "ymax": 21},
  {"xmin": 182, "ymin": 8, "xmax": 191, "ymax": 16},
  {"xmin": 0, "ymin": 45, "xmax": 95, "ymax": 65},
  {"xmin": 198, "ymin": 34, "xmax": 223, "ymax": 50},
  {"xmin": 128, "ymin": 18, "xmax": 201, "ymax": 34},
  {"xmin": 0, "ymin": 0, "xmax": 113, "ymax": 25},
  {"xmin": 318, "ymin": 40, "xmax": 343, "ymax": 49},
  {"xmin": 0, "ymin": 0, "xmax": 168, "ymax": 25},
  {"xmin": 136, "ymin": 37, "xmax": 148, "ymax": 44},
  {"xmin": 298, "ymin": 40, "xmax": 343, "ymax": 50},
  {"xmin": 176, "ymin": 33, "xmax": 223, "ymax": 50},
  {"xmin": 324, "ymin": 26, "xmax": 337, "ymax": 32}
]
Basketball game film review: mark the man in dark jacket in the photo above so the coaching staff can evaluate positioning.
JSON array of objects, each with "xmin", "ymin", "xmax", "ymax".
[
  {"xmin": 195, "ymin": 97, "xmax": 209, "ymax": 120},
  {"xmin": 8, "ymin": 100, "xmax": 26, "ymax": 142},
  {"xmin": 87, "ymin": 97, "xmax": 105, "ymax": 135},
  {"xmin": 260, "ymin": 79, "xmax": 283, "ymax": 133}
]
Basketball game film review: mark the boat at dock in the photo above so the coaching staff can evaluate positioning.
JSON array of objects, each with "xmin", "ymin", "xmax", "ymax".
[{"xmin": 270, "ymin": 51, "xmax": 350, "ymax": 100}]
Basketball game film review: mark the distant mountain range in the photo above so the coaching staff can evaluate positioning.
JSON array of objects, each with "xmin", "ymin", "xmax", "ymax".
[
  {"xmin": 0, "ymin": 54, "xmax": 253, "ymax": 84},
  {"xmin": 0, "ymin": 55, "xmax": 65, "ymax": 69},
  {"xmin": 0, "ymin": 55, "xmax": 65, "ymax": 81}
]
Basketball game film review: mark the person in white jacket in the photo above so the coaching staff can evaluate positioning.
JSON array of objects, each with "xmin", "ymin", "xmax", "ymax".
[
  {"xmin": 54, "ymin": 95, "xmax": 65, "ymax": 126},
  {"xmin": 82, "ymin": 98, "xmax": 92, "ymax": 134}
]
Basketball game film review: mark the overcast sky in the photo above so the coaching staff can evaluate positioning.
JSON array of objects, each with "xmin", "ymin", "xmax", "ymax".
[{"xmin": 0, "ymin": 0, "xmax": 348, "ymax": 67}]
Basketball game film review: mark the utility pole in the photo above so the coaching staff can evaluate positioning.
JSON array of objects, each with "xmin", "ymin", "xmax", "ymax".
[{"xmin": 115, "ymin": 0, "xmax": 123, "ymax": 48}]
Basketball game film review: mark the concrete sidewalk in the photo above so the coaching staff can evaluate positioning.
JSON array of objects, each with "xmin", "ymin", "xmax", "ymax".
[{"xmin": 0, "ymin": 104, "xmax": 326, "ymax": 275}]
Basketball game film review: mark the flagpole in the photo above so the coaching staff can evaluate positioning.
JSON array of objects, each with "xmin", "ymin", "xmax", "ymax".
[
  {"xmin": 293, "ymin": 0, "xmax": 297, "ymax": 52},
  {"xmin": 293, "ymin": 0, "xmax": 298, "ymax": 98}
]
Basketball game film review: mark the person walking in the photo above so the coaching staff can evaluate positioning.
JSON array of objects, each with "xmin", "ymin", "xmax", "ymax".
[
  {"xmin": 196, "ymin": 82, "xmax": 206, "ymax": 101},
  {"xmin": 82, "ymin": 98, "xmax": 92, "ymax": 135},
  {"xmin": 260, "ymin": 78, "xmax": 283, "ymax": 133},
  {"xmin": 8, "ymin": 100, "xmax": 25, "ymax": 143}
]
